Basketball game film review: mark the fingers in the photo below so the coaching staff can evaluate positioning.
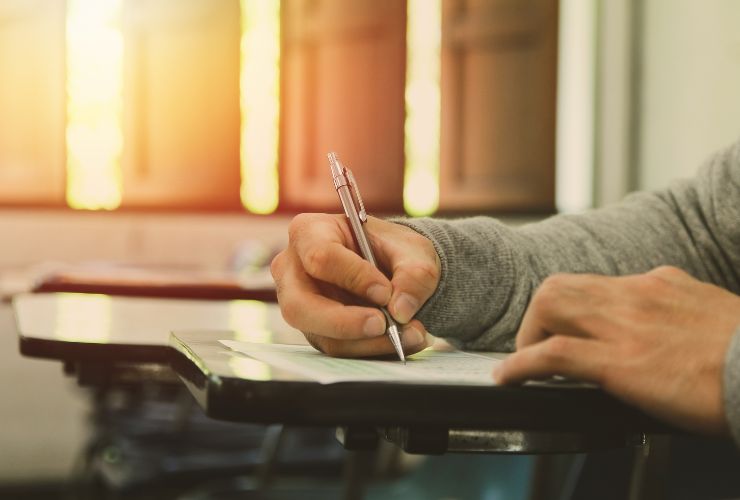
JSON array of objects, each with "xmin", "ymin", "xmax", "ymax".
[
  {"xmin": 516, "ymin": 268, "xmax": 699, "ymax": 352},
  {"xmin": 274, "ymin": 213, "xmax": 441, "ymax": 359},
  {"xmin": 516, "ymin": 273, "xmax": 612, "ymax": 350},
  {"xmin": 304, "ymin": 321, "xmax": 431, "ymax": 358},
  {"xmin": 494, "ymin": 336, "xmax": 608, "ymax": 385},
  {"xmin": 300, "ymin": 241, "xmax": 392, "ymax": 305},
  {"xmin": 289, "ymin": 214, "xmax": 392, "ymax": 306},
  {"xmin": 388, "ymin": 261, "xmax": 439, "ymax": 323},
  {"xmin": 289, "ymin": 214, "xmax": 441, "ymax": 324},
  {"xmin": 367, "ymin": 218, "xmax": 441, "ymax": 323},
  {"xmin": 272, "ymin": 247, "xmax": 387, "ymax": 340}
]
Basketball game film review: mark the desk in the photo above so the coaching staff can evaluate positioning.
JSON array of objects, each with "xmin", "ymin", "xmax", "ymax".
[
  {"xmin": 14, "ymin": 293, "xmax": 673, "ymax": 499},
  {"xmin": 14, "ymin": 292, "xmax": 299, "ymax": 386},
  {"xmin": 15, "ymin": 292, "xmax": 303, "ymax": 364},
  {"xmin": 13, "ymin": 293, "xmax": 344, "ymax": 498},
  {"xmin": 171, "ymin": 331, "xmax": 680, "ymax": 499},
  {"xmin": 170, "ymin": 330, "xmax": 669, "ymax": 456}
]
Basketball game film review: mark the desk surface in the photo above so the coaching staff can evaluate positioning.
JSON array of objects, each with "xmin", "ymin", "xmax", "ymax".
[
  {"xmin": 15, "ymin": 293, "xmax": 304, "ymax": 363},
  {"xmin": 170, "ymin": 330, "xmax": 665, "ymax": 436}
]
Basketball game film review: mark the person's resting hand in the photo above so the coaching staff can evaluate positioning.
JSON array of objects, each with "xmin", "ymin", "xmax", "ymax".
[
  {"xmin": 493, "ymin": 266, "xmax": 740, "ymax": 435},
  {"xmin": 270, "ymin": 213, "xmax": 440, "ymax": 357}
]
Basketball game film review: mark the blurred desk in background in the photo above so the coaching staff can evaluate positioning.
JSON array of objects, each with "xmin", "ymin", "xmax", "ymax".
[
  {"xmin": 32, "ymin": 263, "xmax": 277, "ymax": 303},
  {"xmin": 11, "ymin": 293, "xmax": 678, "ymax": 500},
  {"xmin": 12, "ymin": 293, "xmax": 346, "ymax": 500},
  {"xmin": 15, "ymin": 293, "xmax": 295, "ymax": 367}
]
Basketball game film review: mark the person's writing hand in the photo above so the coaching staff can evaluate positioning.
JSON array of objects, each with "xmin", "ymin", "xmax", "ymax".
[
  {"xmin": 493, "ymin": 266, "xmax": 740, "ymax": 434},
  {"xmin": 270, "ymin": 213, "xmax": 440, "ymax": 357}
]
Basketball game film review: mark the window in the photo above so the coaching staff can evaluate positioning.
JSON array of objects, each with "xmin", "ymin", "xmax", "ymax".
[
  {"xmin": 439, "ymin": 0, "xmax": 558, "ymax": 214},
  {"xmin": 0, "ymin": 0, "xmax": 557, "ymax": 215}
]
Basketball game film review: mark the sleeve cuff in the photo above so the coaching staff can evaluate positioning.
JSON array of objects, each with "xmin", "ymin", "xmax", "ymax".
[{"xmin": 387, "ymin": 216, "xmax": 522, "ymax": 351}]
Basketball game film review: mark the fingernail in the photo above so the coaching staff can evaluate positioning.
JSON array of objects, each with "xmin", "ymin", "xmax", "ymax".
[
  {"xmin": 401, "ymin": 326, "xmax": 425, "ymax": 348},
  {"xmin": 393, "ymin": 293, "xmax": 419, "ymax": 323},
  {"xmin": 363, "ymin": 314, "xmax": 385, "ymax": 337},
  {"xmin": 491, "ymin": 364, "xmax": 502, "ymax": 384},
  {"xmin": 367, "ymin": 284, "xmax": 391, "ymax": 305}
]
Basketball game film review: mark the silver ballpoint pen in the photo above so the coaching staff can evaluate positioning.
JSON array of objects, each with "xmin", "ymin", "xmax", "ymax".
[{"xmin": 327, "ymin": 152, "xmax": 406, "ymax": 363}]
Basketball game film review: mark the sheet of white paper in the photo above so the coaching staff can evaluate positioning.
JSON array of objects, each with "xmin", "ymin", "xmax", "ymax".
[{"xmin": 219, "ymin": 340, "xmax": 503, "ymax": 385}]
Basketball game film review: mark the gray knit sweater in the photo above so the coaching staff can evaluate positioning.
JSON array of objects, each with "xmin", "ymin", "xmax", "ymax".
[{"xmin": 396, "ymin": 139, "xmax": 740, "ymax": 441}]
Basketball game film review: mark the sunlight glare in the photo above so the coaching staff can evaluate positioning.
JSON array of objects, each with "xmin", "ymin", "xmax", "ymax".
[
  {"xmin": 228, "ymin": 300, "xmax": 272, "ymax": 343},
  {"xmin": 404, "ymin": 0, "xmax": 441, "ymax": 216},
  {"xmin": 66, "ymin": 0, "xmax": 123, "ymax": 210},
  {"xmin": 54, "ymin": 294, "xmax": 112, "ymax": 343},
  {"xmin": 240, "ymin": 0, "xmax": 281, "ymax": 214}
]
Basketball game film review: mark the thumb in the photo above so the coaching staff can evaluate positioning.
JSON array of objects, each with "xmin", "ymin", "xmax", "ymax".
[
  {"xmin": 388, "ymin": 258, "xmax": 440, "ymax": 323},
  {"xmin": 367, "ymin": 218, "xmax": 441, "ymax": 324}
]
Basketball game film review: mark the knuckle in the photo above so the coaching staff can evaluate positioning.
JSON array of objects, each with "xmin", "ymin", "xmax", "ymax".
[
  {"xmin": 418, "ymin": 259, "xmax": 441, "ymax": 287},
  {"xmin": 287, "ymin": 213, "xmax": 310, "ymax": 241},
  {"xmin": 542, "ymin": 336, "xmax": 569, "ymax": 362},
  {"xmin": 269, "ymin": 251, "xmax": 285, "ymax": 279},
  {"xmin": 634, "ymin": 272, "xmax": 670, "ymax": 294},
  {"xmin": 304, "ymin": 333, "xmax": 327, "ymax": 354},
  {"xmin": 280, "ymin": 299, "xmax": 300, "ymax": 326},
  {"xmin": 632, "ymin": 266, "xmax": 695, "ymax": 310},
  {"xmin": 319, "ymin": 340, "xmax": 342, "ymax": 358},
  {"xmin": 538, "ymin": 275, "xmax": 561, "ymax": 300},
  {"xmin": 526, "ymin": 295, "xmax": 546, "ymax": 320},
  {"xmin": 540, "ymin": 273, "xmax": 569, "ymax": 292},
  {"xmin": 570, "ymin": 310, "xmax": 597, "ymax": 334},
  {"xmin": 647, "ymin": 265, "xmax": 690, "ymax": 287},
  {"xmin": 531, "ymin": 277, "xmax": 562, "ymax": 312},
  {"xmin": 415, "ymin": 233, "xmax": 441, "ymax": 268},
  {"xmin": 400, "ymin": 260, "xmax": 441, "ymax": 295},
  {"xmin": 303, "ymin": 245, "xmax": 331, "ymax": 276},
  {"xmin": 414, "ymin": 260, "xmax": 439, "ymax": 285},
  {"xmin": 288, "ymin": 213, "xmax": 329, "ymax": 245},
  {"xmin": 651, "ymin": 265, "xmax": 684, "ymax": 278}
]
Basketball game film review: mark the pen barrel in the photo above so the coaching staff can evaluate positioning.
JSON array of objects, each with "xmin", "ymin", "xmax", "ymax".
[
  {"xmin": 331, "ymin": 159, "xmax": 405, "ymax": 362},
  {"xmin": 337, "ymin": 185, "xmax": 377, "ymax": 267}
]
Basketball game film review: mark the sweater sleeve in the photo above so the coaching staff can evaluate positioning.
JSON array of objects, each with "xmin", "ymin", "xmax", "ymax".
[
  {"xmin": 393, "ymin": 139, "xmax": 740, "ymax": 354},
  {"xmin": 394, "ymin": 138, "xmax": 740, "ymax": 444},
  {"xmin": 393, "ymin": 139, "xmax": 740, "ymax": 444}
]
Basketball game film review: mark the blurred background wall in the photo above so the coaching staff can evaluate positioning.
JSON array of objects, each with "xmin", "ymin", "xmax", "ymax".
[{"xmin": 638, "ymin": 0, "xmax": 740, "ymax": 190}]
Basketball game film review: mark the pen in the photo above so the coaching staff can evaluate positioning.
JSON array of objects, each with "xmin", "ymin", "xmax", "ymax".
[{"xmin": 327, "ymin": 152, "xmax": 406, "ymax": 363}]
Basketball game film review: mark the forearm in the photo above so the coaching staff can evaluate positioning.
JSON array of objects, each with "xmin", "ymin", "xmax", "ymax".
[
  {"xmin": 395, "ymin": 140, "xmax": 740, "ymax": 350},
  {"xmin": 515, "ymin": 166, "xmax": 740, "ymax": 292}
]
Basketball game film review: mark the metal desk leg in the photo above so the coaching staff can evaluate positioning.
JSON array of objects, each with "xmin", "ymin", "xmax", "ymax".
[
  {"xmin": 255, "ymin": 424, "xmax": 286, "ymax": 491},
  {"xmin": 529, "ymin": 454, "xmax": 587, "ymax": 500},
  {"xmin": 628, "ymin": 435, "xmax": 671, "ymax": 500},
  {"xmin": 342, "ymin": 449, "xmax": 376, "ymax": 500}
]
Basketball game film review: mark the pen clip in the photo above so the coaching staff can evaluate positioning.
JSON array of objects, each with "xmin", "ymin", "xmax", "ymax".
[{"xmin": 345, "ymin": 168, "xmax": 367, "ymax": 223}]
